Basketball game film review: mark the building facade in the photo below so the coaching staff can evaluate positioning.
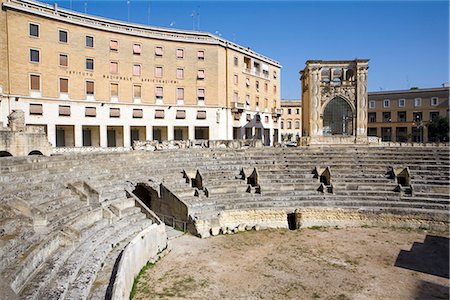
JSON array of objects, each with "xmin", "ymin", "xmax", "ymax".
[
  {"xmin": 300, "ymin": 59, "xmax": 369, "ymax": 145},
  {"xmin": 0, "ymin": 0, "xmax": 281, "ymax": 149},
  {"xmin": 280, "ymin": 99, "xmax": 301, "ymax": 142},
  {"xmin": 367, "ymin": 87, "xmax": 449, "ymax": 143}
]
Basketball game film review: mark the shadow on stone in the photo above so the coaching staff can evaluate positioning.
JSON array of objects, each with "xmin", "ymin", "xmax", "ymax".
[
  {"xmin": 395, "ymin": 235, "xmax": 449, "ymax": 279},
  {"xmin": 413, "ymin": 280, "xmax": 449, "ymax": 300}
]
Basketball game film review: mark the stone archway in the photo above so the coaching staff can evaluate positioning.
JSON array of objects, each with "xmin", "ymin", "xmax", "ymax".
[
  {"xmin": 322, "ymin": 97, "xmax": 354, "ymax": 136},
  {"xmin": 0, "ymin": 151, "xmax": 13, "ymax": 157}
]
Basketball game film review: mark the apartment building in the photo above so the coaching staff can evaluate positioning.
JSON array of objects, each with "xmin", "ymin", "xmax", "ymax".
[
  {"xmin": 0, "ymin": 0, "xmax": 281, "ymax": 148},
  {"xmin": 280, "ymin": 99, "xmax": 301, "ymax": 142},
  {"xmin": 367, "ymin": 87, "xmax": 449, "ymax": 143}
]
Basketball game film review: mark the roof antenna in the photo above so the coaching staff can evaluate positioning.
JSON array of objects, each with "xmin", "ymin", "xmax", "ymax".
[
  {"xmin": 147, "ymin": 0, "xmax": 151, "ymax": 25},
  {"xmin": 84, "ymin": 1, "xmax": 87, "ymax": 14},
  {"xmin": 127, "ymin": 0, "xmax": 131, "ymax": 22}
]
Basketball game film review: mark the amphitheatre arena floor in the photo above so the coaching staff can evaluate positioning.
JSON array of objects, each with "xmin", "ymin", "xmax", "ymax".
[{"xmin": 133, "ymin": 227, "xmax": 449, "ymax": 300}]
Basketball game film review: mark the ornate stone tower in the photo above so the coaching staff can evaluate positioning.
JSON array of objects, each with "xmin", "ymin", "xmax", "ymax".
[{"xmin": 300, "ymin": 59, "xmax": 369, "ymax": 145}]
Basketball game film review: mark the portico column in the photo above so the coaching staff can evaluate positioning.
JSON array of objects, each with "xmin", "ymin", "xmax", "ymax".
[
  {"xmin": 167, "ymin": 125, "xmax": 174, "ymax": 141},
  {"xmin": 123, "ymin": 125, "xmax": 131, "ymax": 148},
  {"xmin": 47, "ymin": 124, "xmax": 56, "ymax": 147},
  {"xmin": 74, "ymin": 124, "xmax": 83, "ymax": 147},
  {"xmin": 145, "ymin": 125, "xmax": 152, "ymax": 141},
  {"xmin": 188, "ymin": 125, "xmax": 195, "ymax": 140},
  {"xmin": 100, "ymin": 124, "xmax": 107, "ymax": 147}
]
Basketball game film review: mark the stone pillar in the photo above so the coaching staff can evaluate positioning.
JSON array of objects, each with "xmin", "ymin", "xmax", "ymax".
[
  {"xmin": 145, "ymin": 125, "xmax": 152, "ymax": 141},
  {"xmin": 188, "ymin": 125, "xmax": 195, "ymax": 140},
  {"xmin": 47, "ymin": 124, "xmax": 56, "ymax": 147},
  {"xmin": 310, "ymin": 67, "xmax": 321, "ymax": 136},
  {"xmin": 100, "ymin": 125, "xmax": 107, "ymax": 147},
  {"xmin": 167, "ymin": 125, "xmax": 174, "ymax": 141},
  {"xmin": 356, "ymin": 61, "xmax": 369, "ymax": 139},
  {"xmin": 74, "ymin": 124, "xmax": 83, "ymax": 147},
  {"xmin": 123, "ymin": 125, "xmax": 131, "ymax": 148}
]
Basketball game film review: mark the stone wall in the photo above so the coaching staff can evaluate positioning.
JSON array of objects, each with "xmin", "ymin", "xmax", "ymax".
[
  {"xmin": 0, "ymin": 110, "xmax": 52, "ymax": 156},
  {"xmin": 110, "ymin": 223, "xmax": 168, "ymax": 300}
]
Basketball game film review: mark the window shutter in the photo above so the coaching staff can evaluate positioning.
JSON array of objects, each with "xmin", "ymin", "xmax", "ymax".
[
  {"xmin": 133, "ymin": 85, "xmax": 141, "ymax": 98},
  {"xmin": 155, "ymin": 109, "xmax": 165, "ymax": 119},
  {"xmin": 133, "ymin": 44, "xmax": 141, "ymax": 54},
  {"xmin": 110, "ymin": 40, "xmax": 118, "ymax": 51},
  {"xmin": 197, "ymin": 110, "xmax": 207, "ymax": 119},
  {"xmin": 111, "ymin": 83, "xmax": 118, "ymax": 97},
  {"xmin": 86, "ymin": 81, "xmax": 94, "ymax": 94},
  {"xmin": 30, "ymin": 75, "xmax": 40, "ymax": 90},
  {"xmin": 58, "ymin": 105, "xmax": 70, "ymax": 116},
  {"xmin": 176, "ymin": 110, "xmax": 186, "ymax": 119},
  {"xmin": 177, "ymin": 88, "xmax": 184, "ymax": 100},
  {"xmin": 29, "ymin": 103, "xmax": 43, "ymax": 115},
  {"xmin": 109, "ymin": 108, "xmax": 120, "ymax": 118},
  {"xmin": 197, "ymin": 70, "xmax": 205, "ymax": 79},
  {"xmin": 59, "ymin": 78, "xmax": 68, "ymax": 93},
  {"xmin": 133, "ymin": 109, "xmax": 143, "ymax": 118},
  {"xmin": 85, "ymin": 107, "xmax": 96, "ymax": 117}
]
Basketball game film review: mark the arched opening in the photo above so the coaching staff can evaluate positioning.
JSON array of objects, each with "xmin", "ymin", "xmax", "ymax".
[
  {"xmin": 132, "ymin": 183, "xmax": 152, "ymax": 209},
  {"xmin": 28, "ymin": 150, "xmax": 43, "ymax": 156},
  {"xmin": 0, "ymin": 151, "xmax": 13, "ymax": 157},
  {"xmin": 323, "ymin": 97, "xmax": 354, "ymax": 136}
]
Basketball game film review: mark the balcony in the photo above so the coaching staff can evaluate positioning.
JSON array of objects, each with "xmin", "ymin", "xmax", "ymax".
[
  {"xmin": 231, "ymin": 101, "xmax": 245, "ymax": 113},
  {"xmin": 271, "ymin": 108, "xmax": 282, "ymax": 119}
]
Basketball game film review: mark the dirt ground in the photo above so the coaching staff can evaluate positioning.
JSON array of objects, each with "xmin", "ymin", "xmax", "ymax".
[{"xmin": 133, "ymin": 227, "xmax": 449, "ymax": 300}]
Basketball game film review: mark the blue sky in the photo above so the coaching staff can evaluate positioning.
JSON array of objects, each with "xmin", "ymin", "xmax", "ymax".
[{"xmin": 42, "ymin": 0, "xmax": 449, "ymax": 99}]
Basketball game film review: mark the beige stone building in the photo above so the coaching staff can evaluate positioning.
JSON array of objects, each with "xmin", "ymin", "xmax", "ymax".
[
  {"xmin": 367, "ymin": 87, "xmax": 449, "ymax": 143},
  {"xmin": 0, "ymin": 0, "xmax": 281, "ymax": 149},
  {"xmin": 280, "ymin": 99, "xmax": 301, "ymax": 142}
]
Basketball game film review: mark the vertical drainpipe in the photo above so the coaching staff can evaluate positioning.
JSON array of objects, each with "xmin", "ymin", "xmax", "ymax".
[{"xmin": 6, "ymin": 7, "xmax": 11, "ymax": 115}]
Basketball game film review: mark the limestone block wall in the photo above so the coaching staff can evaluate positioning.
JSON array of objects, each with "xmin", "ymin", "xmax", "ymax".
[{"xmin": 110, "ymin": 223, "xmax": 168, "ymax": 300}]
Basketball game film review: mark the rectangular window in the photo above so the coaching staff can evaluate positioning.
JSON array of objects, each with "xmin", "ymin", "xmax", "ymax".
[
  {"xmin": 396, "ymin": 127, "xmax": 408, "ymax": 142},
  {"xmin": 383, "ymin": 99, "xmax": 390, "ymax": 108},
  {"xmin": 133, "ymin": 64, "xmax": 141, "ymax": 76},
  {"xmin": 133, "ymin": 43, "xmax": 141, "ymax": 55},
  {"xmin": 155, "ymin": 109, "xmax": 164, "ymax": 119},
  {"xmin": 30, "ymin": 74, "xmax": 40, "ymax": 91},
  {"xmin": 369, "ymin": 100, "xmax": 375, "ymax": 109},
  {"xmin": 176, "ymin": 68, "xmax": 184, "ymax": 79},
  {"xmin": 288, "ymin": 108, "xmax": 292, "ymax": 114},
  {"xmin": 197, "ymin": 110, "xmax": 207, "ymax": 120},
  {"xmin": 398, "ymin": 98, "xmax": 405, "ymax": 107},
  {"xmin": 59, "ymin": 30, "xmax": 68, "ymax": 43},
  {"xmin": 176, "ymin": 110, "xmax": 186, "ymax": 119},
  {"xmin": 110, "ymin": 83, "xmax": 118, "ymax": 97},
  {"xmin": 155, "ymin": 46, "xmax": 163, "ymax": 56},
  {"xmin": 86, "ymin": 81, "xmax": 94, "ymax": 95},
  {"xmin": 368, "ymin": 127, "xmax": 377, "ymax": 136},
  {"xmin": 233, "ymin": 92, "xmax": 238, "ymax": 102},
  {"xmin": 155, "ymin": 87, "xmax": 163, "ymax": 101},
  {"xmin": 397, "ymin": 111, "xmax": 407, "ymax": 122},
  {"xmin": 234, "ymin": 74, "xmax": 238, "ymax": 85},
  {"xmin": 59, "ymin": 54, "xmax": 68, "ymax": 67},
  {"xmin": 197, "ymin": 70, "xmax": 205, "ymax": 80},
  {"xmin": 256, "ymin": 96, "xmax": 260, "ymax": 107},
  {"xmin": 29, "ymin": 23, "xmax": 39, "ymax": 37},
  {"xmin": 234, "ymin": 57, "xmax": 238, "ymax": 67},
  {"xmin": 273, "ymin": 85, "xmax": 277, "ymax": 94},
  {"xmin": 245, "ymin": 95, "xmax": 250, "ymax": 106},
  {"xmin": 413, "ymin": 112, "xmax": 423, "ymax": 122},
  {"xmin": 414, "ymin": 98, "xmax": 422, "ymax": 107},
  {"xmin": 256, "ymin": 81, "xmax": 259, "ymax": 90},
  {"xmin": 85, "ymin": 35, "xmax": 94, "ymax": 48},
  {"xmin": 431, "ymin": 97, "xmax": 438, "ymax": 106},
  {"xmin": 133, "ymin": 85, "xmax": 141, "ymax": 99},
  {"xmin": 197, "ymin": 50, "xmax": 205, "ymax": 60},
  {"xmin": 265, "ymin": 83, "xmax": 268, "ymax": 92},
  {"xmin": 197, "ymin": 88, "xmax": 205, "ymax": 102},
  {"xmin": 381, "ymin": 127, "xmax": 392, "ymax": 141},
  {"xmin": 368, "ymin": 112, "xmax": 376, "ymax": 123},
  {"xmin": 110, "ymin": 40, "xmax": 118, "ymax": 51},
  {"xmin": 133, "ymin": 109, "xmax": 143, "ymax": 118},
  {"xmin": 110, "ymin": 61, "xmax": 118, "ymax": 74},
  {"xmin": 58, "ymin": 105, "xmax": 70, "ymax": 116},
  {"xmin": 29, "ymin": 103, "xmax": 43, "ymax": 115},
  {"xmin": 176, "ymin": 49, "xmax": 184, "ymax": 59},
  {"xmin": 177, "ymin": 88, "xmax": 184, "ymax": 100},
  {"xmin": 383, "ymin": 112, "xmax": 391, "ymax": 122},
  {"xmin": 155, "ymin": 66, "xmax": 163, "ymax": 78},
  {"xmin": 430, "ymin": 111, "xmax": 439, "ymax": 121},
  {"xmin": 30, "ymin": 49, "xmax": 39, "ymax": 63},
  {"xmin": 85, "ymin": 107, "xmax": 96, "ymax": 117},
  {"xmin": 110, "ymin": 108, "xmax": 120, "ymax": 118},
  {"xmin": 59, "ymin": 78, "xmax": 69, "ymax": 93},
  {"xmin": 86, "ymin": 58, "xmax": 94, "ymax": 71}
]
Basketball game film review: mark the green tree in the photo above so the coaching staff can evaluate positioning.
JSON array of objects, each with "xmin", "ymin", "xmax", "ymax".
[{"xmin": 428, "ymin": 116, "xmax": 449, "ymax": 142}]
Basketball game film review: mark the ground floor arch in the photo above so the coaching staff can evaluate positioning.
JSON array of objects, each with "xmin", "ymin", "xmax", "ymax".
[{"xmin": 323, "ymin": 97, "xmax": 354, "ymax": 136}]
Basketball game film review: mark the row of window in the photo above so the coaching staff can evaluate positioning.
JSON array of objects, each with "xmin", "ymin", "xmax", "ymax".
[
  {"xmin": 234, "ymin": 56, "xmax": 278, "ymax": 81},
  {"xmin": 368, "ymin": 111, "xmax": 440, "ymax": 123},
  {"xmin": 368, "ymin": 127, "xmax": 429, "ymax": 143},
  {"xmin": 369, "ymin": 97, "xmax": 439, "ymax": 109},
  {"xmin": 280, "ymin": 120, "xmax": 300, "ymax": 130},
  {"xmin": 232, "ymin": 92, "xmax": 273, "ymax": 108},
  {"xmin": 29, "ymin": 23, "xmax": 206, "ymax": 59},
  {"xmin": 30, "ymin": 50, "xmax": 207, "ymax": 80},
  {"xmin": 29, "ymin": 103, "xmax": 208, "ymax": 120},
  {"xmin": 29, "ymin": 74, "xmax": 206, "ymax": 102},
  {"xmin": 233, "ymin": 74, "xmax": 277, "ymax": 94},
  {"xmin": 283, "ymin": 108, "xmax": 300, "ymax": 115}
]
